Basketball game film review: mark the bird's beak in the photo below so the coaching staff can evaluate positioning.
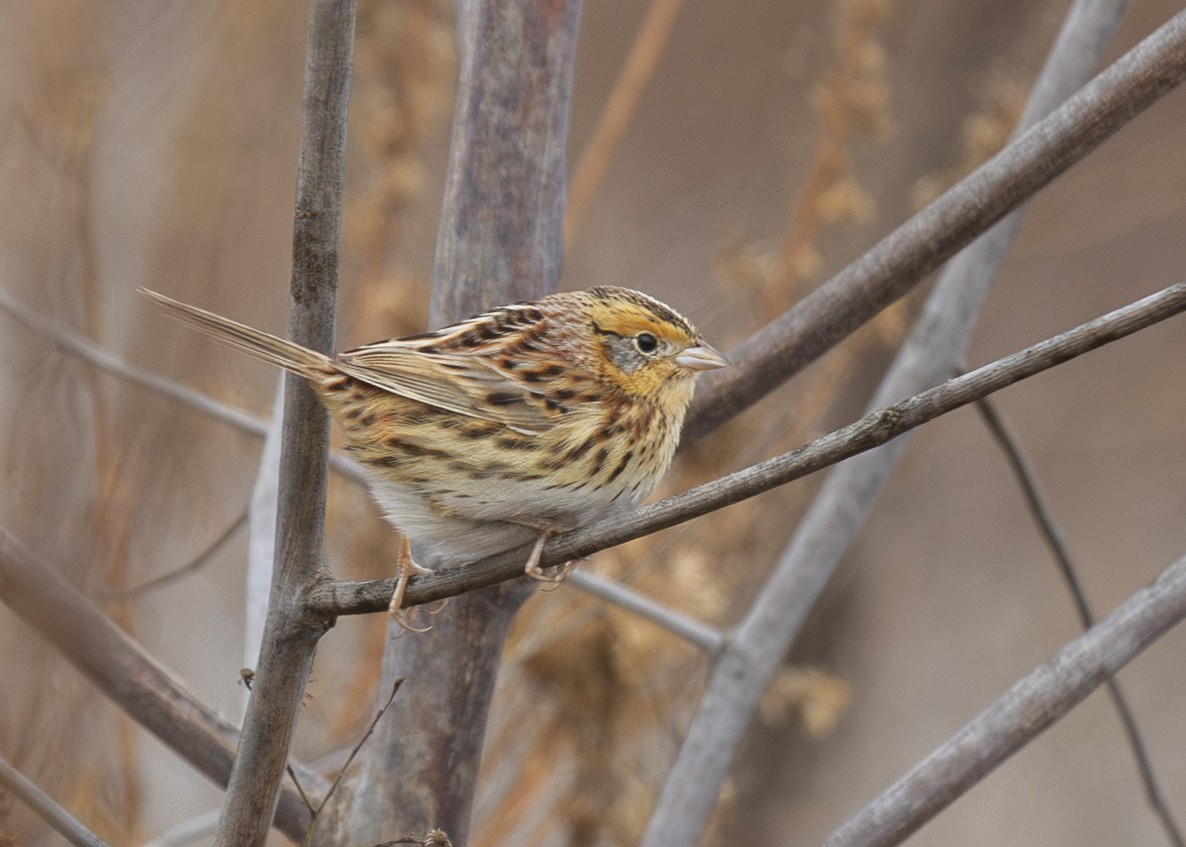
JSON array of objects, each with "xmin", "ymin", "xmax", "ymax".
[{"xmin": 675, "ymin": 342, "xmax": 728, "ymax": 372}]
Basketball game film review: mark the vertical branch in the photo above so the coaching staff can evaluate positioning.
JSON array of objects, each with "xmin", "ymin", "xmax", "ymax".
[
  {"xmin": 641, "ymin": 1, "xmax": 1135, "ymax": 845},
  {"xmin": 430, "ymin": 0, "xmax": 581, "ymax": 322},
  {"xmin": 213, "ymin": 1, "xmax": 356, "ymax": 845},
  {"xmin": 346, "ymin": 1, "xmax": 583, "ymax": 844}
]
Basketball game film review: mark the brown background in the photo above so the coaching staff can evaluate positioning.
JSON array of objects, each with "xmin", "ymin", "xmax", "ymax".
[{"xmin": 1, "ymin": 0, "xmax": 1184, "ymax": 844}]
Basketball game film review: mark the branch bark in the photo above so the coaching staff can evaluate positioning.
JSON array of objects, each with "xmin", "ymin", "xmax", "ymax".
[
  {"xmin": 307, "ymin": 280, "xmax": 1186, "ymax": 616},
  {"xmin": 680, "ymin": 4, "xmax": 1186, "ymax": 443},
  {"xmin": 213, "ymin": 1, "xmax": 355, "ymax": 845},
  {"xmin": 824, "ymin": 551, "xmax": 1186, "ymax": 847},
  {"xmin": 341, "ymin": 2, "xmax": 583, "ymax": 845}
]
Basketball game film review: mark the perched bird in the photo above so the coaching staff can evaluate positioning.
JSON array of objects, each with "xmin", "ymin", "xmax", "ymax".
[{"xmin": 141, "ymin": 286, "xmax": 725, "ymax": 624}]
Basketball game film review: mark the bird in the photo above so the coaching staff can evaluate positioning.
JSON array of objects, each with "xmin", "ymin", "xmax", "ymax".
[{"xmin": 140, "ymin": 285, "xmax": 726, "ymax": 627}]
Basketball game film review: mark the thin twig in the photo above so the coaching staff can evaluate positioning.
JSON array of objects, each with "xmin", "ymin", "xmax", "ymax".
[
  {"xmin": 566, "ymin": 569, "xmax": 725, "ymax": 653},
  {"xmin": 823, "ymin": 551, "xmax": 1186, "ymax": 847},
  {"xmin": 101, "ymin": 509, "xmax": 248, "ymax": 599},
  {"xmin": 0, "ymin": 755, "xmax": 109, "ymax": 847},
  {"xmin": 306, "ymin": 280, "xmax": 1186, "ymax": 616},
  {"xmin": 682, "ymin": 7, "xmax": 1186, "ymax": 443},
  {"xmin": 974, "ymin": 392, "xmax": 1185, "ymax": 847},
  {"xmin": 304, "ymin": 677, "xmax": 406, "ymax": 845},
  {"xmin": 0, "ymin": 286, "xmax": 369, "ymax": 484},
  {"xmin": 0, "ymin": 286, "xmax": 265, "ymax": 436}
]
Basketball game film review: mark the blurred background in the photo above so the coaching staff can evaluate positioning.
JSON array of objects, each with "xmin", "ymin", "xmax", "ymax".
[{"xmin": 1, "ymin": 0, "xmax": 1185, "ymax": 844}]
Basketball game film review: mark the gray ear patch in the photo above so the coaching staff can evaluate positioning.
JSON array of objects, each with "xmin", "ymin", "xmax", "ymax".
[{"xmin": 605, "ymin": 335, "xmax": 647, "ymax": 374}]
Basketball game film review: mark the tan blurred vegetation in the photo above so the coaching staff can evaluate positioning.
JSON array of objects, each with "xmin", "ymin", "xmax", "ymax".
[{"xmin": 2, "ymin": 1, "xmax": 1186, "ymax": 845}]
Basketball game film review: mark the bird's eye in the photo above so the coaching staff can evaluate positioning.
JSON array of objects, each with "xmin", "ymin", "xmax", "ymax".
[{"xmin": 635, "ymin": 332, "xmax": 659, "ymax": 354}]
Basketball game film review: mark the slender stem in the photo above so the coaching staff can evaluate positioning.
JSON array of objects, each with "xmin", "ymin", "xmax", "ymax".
[
  {"xmin": 0, "ymin": 755, "xmax": 110, "ymax": 847},
  {"xmin": 566, "ymin": 569, "xmax": 725, "ymax": 653},
  {"xmin": 0, "ymin": 286, "xmax": 369, "ymax": 483},
  {"xmin": 213, "ymin": 0, "xmax": 355, "ymax": 844},
  {"xmin": 974, "ymin": 394, "xmax": 1185, "ymax": 847},
  {"xmin": 307, "ymin": 281, "xmax": 1186, "ymax": 616},
  {"xmin": 823, "ymin": 552, "xmax": 1186, "ymax": 847}
]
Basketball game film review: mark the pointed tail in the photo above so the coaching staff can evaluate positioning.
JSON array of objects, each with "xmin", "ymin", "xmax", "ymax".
[{"xmin": 139, "ymin": 287, "xmax": 332, "ymax": 378}]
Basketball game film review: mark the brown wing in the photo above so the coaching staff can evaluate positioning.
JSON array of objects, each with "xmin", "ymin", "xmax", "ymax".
[{"xmin": 335, "ymin": 344, "xmax": 561, "ymax": 435}]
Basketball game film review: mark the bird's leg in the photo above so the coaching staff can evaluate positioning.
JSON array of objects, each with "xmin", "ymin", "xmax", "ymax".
[
  {"xmin": 523, "ymin": 529, "xmax": 578, "ymax": 585},
  {"xmin": 388, "ymin": 536, "xmax": 435, "ymax": 633}
]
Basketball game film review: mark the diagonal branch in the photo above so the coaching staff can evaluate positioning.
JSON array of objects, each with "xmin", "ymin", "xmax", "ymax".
[
  {"xmin": 0, "ymin": 526, "xmax": 325, "ymax": 842},
  {"xmin": 307, "ymin": 280, "xmax": 1186, "ymax": 616},
  {"xmin": 681, "ymin": 6, "xmax": 1186, "ymax": 443},
  {"xmin": 0, "ymin": 755, "xmax": 110, "ymax": 847},
  {"xmin": 0, "ymin": 286, "xmax": 369, "ymax": 484},
  {"xmin": 823, "ymin": 550, "xmax": 1186, "ymax": 847},
  {"xmin": 974, "ymin": 394, "xmax": 1185, "ymax": 846}
]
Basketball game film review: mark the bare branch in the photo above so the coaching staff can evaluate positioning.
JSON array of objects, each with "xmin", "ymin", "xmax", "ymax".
[
  {"xmin": 823, "ymin": 551, "xmax": 1186, "ymax": 847},
  {"xmin": 347, "ymin": 2, "xmax": 585, "ymax": 843},
  {"xmin": 305, "ymin": 676, "xmax": 405, "ymax": 844},
  {"xmin": 0, "ymin": 286, "xmax": 369, "ymax": 484},
  {"xmin": 0, "ymin": 286, "xmax": 265, "ymax": 438},
  {"xmin": 974, "ymin": 394, "xmax": 1185, "ymax": 847},
  {"xmin": 566, "ymin": 569, "xmax": 725, "ymax": 653},
  {"xmin": 213, "ymin": 0, "xmax": 355, "ymax": 844},
  {"xmin": 307, "ymin": 280, "xmax": 1186, "ymax": 616},
  {"xmin": 0, "ymin": 755, "xmax": 109, "ymax": 847},
  {"xmin": 641, "ymin": 3, "xmax": 1141, "ymax": 843},
  {"xmin": 0, "ymin": 526, "xmax": 325, "ymax": 841},
  {"xmin": 681, "ymin": 5, "xmax": 1186, "ymax": 442}
]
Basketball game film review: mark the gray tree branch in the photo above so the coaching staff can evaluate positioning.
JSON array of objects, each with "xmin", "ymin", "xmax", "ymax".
[
  {"xmin": 0, "ymin": 754, "xmax": 110, "ymax": 847},
  {"xmin": 0, "ymin": 285, "xmax": 369, "ymax": 484},
  {"xmin": 644, "ymin": 1, "xmax": 1142, "ymax": 842},
  {"xmin": 824, "ymin": 551, "xmax": 1186, "ymax": 847},
  {"xmin": 974, "ymin": 394, "xmax": 1184, "ymax": 845},
  {"xmin": 213, "ymin": 0, "xmax": 355, "ymax": 844},
  {"xmin": 681, "ymin": 3, "xmax": 1186, "ymax": 443}
]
